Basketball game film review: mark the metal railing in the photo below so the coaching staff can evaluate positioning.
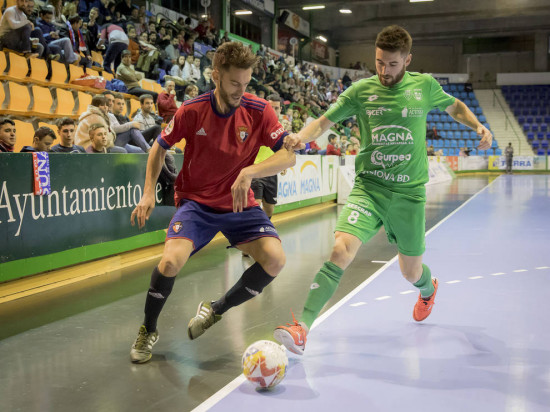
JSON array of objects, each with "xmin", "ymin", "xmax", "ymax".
[{"xmin": 491, "ymin": 89, "xmax": 524, "ymax": 153}]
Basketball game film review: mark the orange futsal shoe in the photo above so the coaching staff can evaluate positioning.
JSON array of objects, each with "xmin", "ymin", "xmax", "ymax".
[
  {"xmin": 413, "ymin": 278, "xmax": 438, "ymax": 322},
  {"xmin": 273, "ymin": 312, "xmax": 308, "ymax": 355}
]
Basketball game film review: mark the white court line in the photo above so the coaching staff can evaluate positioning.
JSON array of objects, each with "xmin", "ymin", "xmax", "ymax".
[
  {"xmin": 350, "ymin": 302, "xmax": 367, "ymax": 307},
  {"xmin": 446, "ymin": 280, "xmax": 461, "ymax": 284},
  {"xmin": 191, "ymin": 176, "xmax": 500, "ymax": 412},
  {"xmin": 469, "ymin": 276, "xmax": 484, "ymax": 280},
  {"xmin": 536, "ymin": 266, "xmax": 549, "ymax": 270},
  {"xmin": 513, "ymin": 269, "xmax": 528, "ymax": 273},
  {"xmin": 400, "ymin": 290, "xmax": 415, "ymax": 295},
  {"xmin": 375, "ymin": 296, "xmax": 391, "ymax": 301},
  {"xmin": 372, "ymin": 260, "xmax": 389, "ymax": 264},
  {"xmin": 491, "ymin": 272, "xmax": 506, "ymax": 276}
]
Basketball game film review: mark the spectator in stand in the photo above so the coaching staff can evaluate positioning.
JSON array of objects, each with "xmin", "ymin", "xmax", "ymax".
[
  {"xmin": 86, "ymin": 123, "xmax": 109, "ymax": 153},
  {"xmin": 426, "ymin": 144, "xmax": 435, "ymax": 156},
  {"xmin": 126, "ymin": 25, "xmax": 140, "ymax": 64},
  {"xmin": 51, "ymin": 117, "xmax": 85, "ymax": 153},
  {"xmin": 20, "ymin": 126, "xmax": 56, "ymax": 152},
  {"xmin": 0, "ymin": 0, "xmax": 40, "ymax": 58},
  {"xmin": 83, "ymin": 6, "xmax": 100, "ymax": 52},
  {"xmin": 166, "ymin": 55, "xmax": 190, "ymax": 86},
  {"xmin": 115, "ymin": 0, "xmax": 134, "ymax": 17},
  {"xmin": 36, "ymin": 7, "xmax": 79, "ymax": 64},
  {"xmin": 98, "ymin": 24, "xmax": 129, "ymax": 73},
  {"xmin": 183, "ymin": 84, "xmax": 199, "ymax": 101},
  {"xmin": 200, "ymin": 49, "xmax": 214, "ymax": 72},
  {"xmin": 165, "ymin": 37, "xmax": 180, "ymax": 66},
  {"xmin": 185, "ymin": 56, "xmax": 202, "ymax": 83},
  {"xmin": 117, "ymin": 50, "xmax": 158, "ymax": 102},
  {"xmin": 75, "ymin": 95, "xmax": 127, "ymax": 153},
  {"xmin": 179, "ymin": 32, "xmax": 194, "ymax": 56},
  {"xmin": 112, "ymin": 93, "xmax": 161, "ymax": 145},
  {"xmin": 306, "ymin": 140, "xmax": 321, "ymax": 155},
  {"xmin": 61, "ymin": 14, "xmax": 91, "ymax": 66},
  {"xmin": 103, "ymin": 91, "xmax": 150, "ymax": 153},
  {"xmin": 0, "ymin": 118, "xmax": 16, "ymax": 153},
  {"xmin": 158, "ymin": 81, "xmax": 178, "ymax": 122},
  {"xmin": 426, "ymin": 124, "xmax": 440, "ymax": 140},
  {"xmin": 133, "ymin": 94, "xmax": 163, "ymax": 131},
  {"xmin": 97, "ymin": 0, "xmax": 113, "ymax": 25},
  {"xmin": 326, "ymin": 134, "xmax": 341, "ymax": 156},
  {"xmin": 197, "ymin": 66, "xmax": 214, "ymax": 94},
  {"xmin": 346, "ymin": 143, "xmax": 357, "ymax": 155},
  {"xmin": 136, "ymin": 31, "xmax": 159, "ymax": 76},
  {"xmin": 62, "ymin": 0, "xmax": 78, "ymax": 19}
]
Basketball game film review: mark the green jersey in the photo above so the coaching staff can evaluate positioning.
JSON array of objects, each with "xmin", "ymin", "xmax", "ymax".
[{"xmin": 325, "ymin": 72, "xmax": 455, "ymax": 194}]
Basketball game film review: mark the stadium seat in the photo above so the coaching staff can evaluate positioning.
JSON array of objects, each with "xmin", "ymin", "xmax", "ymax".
[
  {"xmin": 5, "ymin": 81, "xmax": 30, "ymax": 115},
  {"xmin": 54, "ymin": 88, "xmax": 76, "ymax": 116},
  {"xmin": 129, "ymin": 98, "xmax": 140, "ymax": 118},
  {"xmin": 103, "ymin": 71, "xmax": 114, "ymax": 82},
  {"xmin": 470, "ymin": 149, "xmax": 477, "ymax": 155},
  {"xmin": 50, "ymin": 60, "xmax": 69, "ymax": 87},
  {"xmin": 475, "ymin": 107, "xmax": 482, "ymax": 115},
  {"xmin": 76, "ymin": 91, "xmax": 93, "ymax": 115},
  {"xmin": 2, "ymin": 52, "xmax": 29, "ymax": 82},
  {"xmin": 0, "ymin": 51, "xmax": 6, "ymax": 75},
  {"xmin": 532, "ymin": 142, "xmax": 540, "ymax": 150},
  {"xmin": 29, "ymin": 85, "xmax": 55, "ymax": 117},
  {"xmin": 12, "ymin": 119, "xmax": 35, "ymax": 152},
  {"xmin": 28, "ymin": 57, "xmax": 49, "ymax": 85},
  {"xmin": 542, "ymin": 141, "xmax": 549, "ymax": 149}
]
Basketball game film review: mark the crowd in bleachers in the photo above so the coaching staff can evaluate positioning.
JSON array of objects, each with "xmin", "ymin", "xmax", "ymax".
[{"xmin": 501, "ymin": 84, "xmax": 550, "ymax": 155}]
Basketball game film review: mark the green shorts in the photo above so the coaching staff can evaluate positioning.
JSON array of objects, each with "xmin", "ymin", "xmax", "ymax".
[{"xmin": 335, "ymin": 179, "xmax": 426, "ymax": 256}]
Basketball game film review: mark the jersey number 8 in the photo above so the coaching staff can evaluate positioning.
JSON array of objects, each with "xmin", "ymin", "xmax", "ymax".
[{"xmin": 347, "ymin": 211, "xmax": 360, "ymax": 225}]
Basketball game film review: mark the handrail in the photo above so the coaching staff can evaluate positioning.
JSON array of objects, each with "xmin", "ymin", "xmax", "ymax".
[{"xmin": 491, "ymin": 89, "xmax": 524, "ymax": 153}]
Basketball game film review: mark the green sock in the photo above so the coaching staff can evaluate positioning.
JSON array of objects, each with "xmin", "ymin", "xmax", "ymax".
[
  {"xmin": 413, "ymin": 263, "xmax": 434, "ymax": 298},
  {"xmin": 300, "ymin": 261, "xmax": 344, "ymax": 329}
]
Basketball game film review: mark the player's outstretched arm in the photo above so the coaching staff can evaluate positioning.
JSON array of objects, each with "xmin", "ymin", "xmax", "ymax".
[
  {"xmin": 284, "ymin": 115, "xmax": 335, "ymax": 151},
  {"xmin": 131, "ymin": 141, "xmax": 167, "ymax": 228},
  {"xmin": 445, "ymin": 99, "xmax": 493, "ymax": 150},
  {"xmin": 231, "ymin": 148, "xmax": 296, "ymax": 213}
]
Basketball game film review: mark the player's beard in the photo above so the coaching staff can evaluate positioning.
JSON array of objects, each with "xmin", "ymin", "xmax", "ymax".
[
  {"xmin": 218, "ymin": 84, "xmax": 243, "ymax": 109},
  {"xmin": 378, "ymin": 65, "xmax": 406, "ymax": 87}
]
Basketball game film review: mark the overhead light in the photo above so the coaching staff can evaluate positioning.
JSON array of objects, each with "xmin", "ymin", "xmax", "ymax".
[
  {"xmin": 303, "ymin": 5, "xmax": 325, "ymax": 10},
  {"xmin": 316, "ymin": 35, "xmax": 327, "ymax": 42},
  {"xmin": 409, "ymin": 0, "xmax": 433, "ymax": 2},
  {"xmin": 200, "ymin": 14, "xmax": 208, "ymax": 18},
  {"xmin": 235, "ymin": 10, "xmax": 252, "ymax": 15},
  {"xmin": 339, "ymin": 9, "xmax": 352, "ymax": 14}
]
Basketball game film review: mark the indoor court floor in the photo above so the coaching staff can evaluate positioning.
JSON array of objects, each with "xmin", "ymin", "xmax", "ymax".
[{"xmin": 1, "ymin": 175, "xmax": 549, "ymax": 412}]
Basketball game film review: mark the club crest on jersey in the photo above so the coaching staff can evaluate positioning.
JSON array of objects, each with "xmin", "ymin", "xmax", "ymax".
[
  {"xmin": 404, "ymin": 90, "xmax": 412, "ymax": 100},
  {"xmin": 414, "ymin": 89, "xmax": 423, "ymax": 101},
  {"xmin": 172, "ymin": 221, "xmax": 182, "ymax": 233},
  {"xmin": 165, "ymin": 118, "xmax": 174, "ymax": 135},
  {"xmin": 237, "ymin": 125, "xmax": 249, "ymax": 142}
]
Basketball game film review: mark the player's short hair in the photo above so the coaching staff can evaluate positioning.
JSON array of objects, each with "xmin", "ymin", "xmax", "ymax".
[
  {"xmin": 113, "ymin": 93, "xmax": 124, "ymax": 100},
  {"xmin": 0, "ymin": 117, "xmax": 15, "ymax": 127},
  {"xmin": 375, "ymin": 25, "xmax": 412, "ymax": 55},
  {"xmin": 34, "ymin": 126, "xmax": 56, "ymax": 141},
  {"xmin": 139, "ymin": 94, "xmax": 154, "ymax": 104},
  {"xmin": 56, "ymin": 117, "xmax": 75, "ymax": 129},
  {"xmin": 266, "ymin": 93, "xmax": 281, "ymax": 103},
  {"xmin": 91, "ymin": 95, "xmax": 107, "ymax": 107},
  {"xmin": 68, "ymin": 15, "xmax": 81, "ymax": 25},
  {"xmin": 89, "ymin": 123, "xmax": 106, "ymax": 136},
  {"xmin": 213, "ymin": 41, "xmax": 258, "ymax": 72}
]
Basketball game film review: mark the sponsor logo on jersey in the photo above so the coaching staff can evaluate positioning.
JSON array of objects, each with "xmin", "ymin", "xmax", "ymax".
[
  {"xmin": 402, "ymin": 107, "xmax": 424, "ymax": 118},
  {"xmin": 368, "ymin": 94, "xmax": 379, "ymax": 102},
  {"xmin": 414, "ymin": 89, "xmax": 423, "ymax": 101},
  {"xmin": 404, "ymin": 90, "xmax": 412, "ymax": 100},
  {"xmin": 370, "ymin": 150, "xmax": 412, "ymax": 169},
  {"xmin": 196, "ymin": 127, "xmax": 207, "ymax": 136},
  {"xmin": 270, "ymin": 125, "xmax": 285, "ymax": 139},
  {"xmin": 237, "ymin": 125, "xmax": 249, "ymax": 142},
  {"xmin": 259, "ymin": 226, "xmax": 277, "ymax": 233},
  {"xmin": 310, "ymin": 283, "xmax": 320, "ymax": 290},
  {"xmin": 371, "ymin": 125, "xmax": 414, "ymax": 145},
  {"xmin": 165, "ymin": 119, "xmax": 174, "ymax": 135},
  {"xmin": 172, "ymin": 221, "xmax": 182, "ymax": 233},
  {"xmin": 361, "ymin": 170, "xmax": 411, "ymax": 182},
  {"xmin": 366, "ymin": 107, "xmax": 391, "ymax": 117}
]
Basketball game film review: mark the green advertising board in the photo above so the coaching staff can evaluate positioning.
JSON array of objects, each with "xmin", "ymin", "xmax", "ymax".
[{"xmin": 0, "ymin": 153, "xmax": 183, "ymax": 281}]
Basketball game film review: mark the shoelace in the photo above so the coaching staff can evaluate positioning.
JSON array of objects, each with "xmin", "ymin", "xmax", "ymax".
[{"xmin": 284, "ymin": 310, "xmax": 301, "ymax": 328}]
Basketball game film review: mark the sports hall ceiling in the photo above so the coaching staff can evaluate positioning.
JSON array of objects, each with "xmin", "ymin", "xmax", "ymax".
[{"xmin": 276, "ymin": 0, "xmax": 550, "ymax": 45}]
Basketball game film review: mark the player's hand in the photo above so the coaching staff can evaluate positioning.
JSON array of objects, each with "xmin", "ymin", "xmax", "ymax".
[
  {"xmin": 283, "ymin": 134, "xmax": 305, "ymax": 151},
  {"xmin": 132, "ymin": 121, "xmax": 144, "ymax": 130},
  {"xmin": 477, "ymin": 124, "xmax": 493, "ymax": 151},
  {"xmin": 231, "ymin": 170, "xmax": 252, "ymax": 213},
  {"xmin": 130, "ymin": 193, "xmax": 155, "ymax": 229}
]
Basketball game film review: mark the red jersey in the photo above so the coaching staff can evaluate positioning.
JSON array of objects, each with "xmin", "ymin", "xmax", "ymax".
[{"xmin": 158, "ymin": 91, "xmax": 287, "ymax": 211}]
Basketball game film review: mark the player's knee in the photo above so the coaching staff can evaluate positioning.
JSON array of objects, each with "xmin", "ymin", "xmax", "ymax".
[
  {"xmin": 400, "ymin": 265, "xmax": 422, "ymax": 283},
  {"xmin": 158, "ymin": 255, "xmax": 185, "ymax": 277},
  {"xmin": 330, "ymin": 241, "xmax": 353, "ymax": 269},
  {"xmin": 258, "ymin": 248, "xmax": 285, "ymax": 276}
]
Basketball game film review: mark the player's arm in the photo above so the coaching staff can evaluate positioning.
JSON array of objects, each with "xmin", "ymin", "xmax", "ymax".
[
  {"xmin": 446, "ymin": 99, "xmax": 493, "ymax": 150},
  {"xmin": 131, "ymin": 141, "xmax": 167, "ymax": 228},
  {"xmin": 231, "ymin": 147, "xmax": 296, "ymax": 213},
  {"xmin": 284, "ymin": 115, "xmax": 335, "ymax": 151}
]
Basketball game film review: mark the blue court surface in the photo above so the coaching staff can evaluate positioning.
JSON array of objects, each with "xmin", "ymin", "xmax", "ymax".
[{"xmin": 197, "ymin": 175, "xmax": 550, "ymax": 412}]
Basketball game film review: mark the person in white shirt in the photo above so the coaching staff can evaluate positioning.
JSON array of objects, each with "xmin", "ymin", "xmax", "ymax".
[{"xmin": 0, "ymin": 0, "xmax": 39, "ymax": 57}]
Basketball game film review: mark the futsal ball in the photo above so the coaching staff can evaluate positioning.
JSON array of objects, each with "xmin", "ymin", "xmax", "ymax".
[{"xmin": 242, "ymin": 340, "xmax": 288, "ymax": 389}]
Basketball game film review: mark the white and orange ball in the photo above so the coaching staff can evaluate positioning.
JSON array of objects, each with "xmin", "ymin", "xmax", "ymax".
[{"xmin": 242, "ymin": 340, "xmax": 288, "ymax": 389}]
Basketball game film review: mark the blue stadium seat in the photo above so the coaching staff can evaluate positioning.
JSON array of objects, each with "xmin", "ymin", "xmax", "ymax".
[
  {"xmin": 442, "ymin": 148, "xmax": 449, "ymax": 156},
  {"xmin": 451, "ymin": 140, "xmax": 458, "ymax": 147},
  {"xmin": 439, "ymin": 131, "xmax": 447, "ymax": 138},
  {"xmin": 535, "ymin": 116, "xmax": 543, "ymax": 123},
  {"xmin": 545, "ymin": 115, "xmax": 550, "ymax": 123},
  {"xmin": 532, "ymin": 142, "xmax": 540, "ymax": 149},
  {"xmin": 459, "ymin": 92, "xmax": 467, "ymax": 99},
  {"xmin": 470, "ymin": 131, "xmax": 478, "ymax": 140},
  {"xmin": 479, "ymin": 114, "xmax": 486, "ymax": 123},
  {"xmin": 531, "ymin": 124, "xmax": 539, "ymax": 132},
  {"xmin": 517, "ymin": 116, "xmax": 525, "ymax": 124},
  {"xmin": 432, "ymin": 114, "xmax": 440, "ymax": 122},
  {"xmin": 542, "ymin": 141, "xmax": 549, "ymax": 149},
  {"xmin": 458, "ymin": 139, "xmax": 465, "ymax": 146},
  {"xmin": 491, "ymin": 140, "xmax": 498, "ymax": 148},
  {"xmin": 471, "ymin": 99, "xmax": 479, "ymax": 107},
  {"xmin": 537, "ymin": 149, "xmax": 546, "ymax": 155},
  {"xmin": 495, "ymin": 148, "xmax": 502, "ymax": 155},
  {"xmin": 468, "ymin": 92, "xmax": 475, "ymax": 99},
  {"xmin": 461, "ymin": 131, "xmax": 469, "ymax": 139},
  {"xmin": 445, "ymin": 140, "xmax": 451, "ymax": 147},
  {"xmin": 475, "ymin": 107, "xmax": 482, "ymax": 115},
  {"xmin": 527, "ymin": 132, "xmax": 535, "ymax": 141},
  {"xmin": 523, "ymin": 123, "xmax": 531, "ymax": 132},
  {"xmin": 443, "ymin": 122, "xmax": 451, "ymax": 131},
  {"xmin": 478, "ymin": 150, "xmax": 486, "ymax": 156},
  {"xmin": 450, "ymin": 84, "xmax": 458, "ymax": 92},
  {"xmin": 454, "ymin": 131, "xmax": 462, "ymax": 139},
  {"xmin": 537, "ymin": 132, "xmax": 545, "ymax": 140},
  {"xmin": 436, "ymin": 122, "xmax": 444, "ymax": 130},
  {"xmin": 463, "ymin": 99, "xmax": 471, "ymax": 107},
  {"xmin": 459, "ymin": 123, "xmax": 467, "ymax": 131},
  {"xmin": 427, "ymin": 114, "xmax": 433, "ymax": 122},
  {"xmin": 470, "ymin": 149, "xmax": 477, "ymax": 155}
]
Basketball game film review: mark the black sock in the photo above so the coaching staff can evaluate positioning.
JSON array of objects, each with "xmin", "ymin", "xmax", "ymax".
[
  {"xmin": 143, "ymin": 266, "xmax": 175, "ymax": 332},
  {"xmin": 211, "ymin": 262, "xmax": 275, "ymax": 315}
]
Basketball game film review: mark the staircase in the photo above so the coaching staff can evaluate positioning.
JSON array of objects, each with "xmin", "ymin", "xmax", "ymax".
[{"xmin": 475, "ymin": 89, "xmax": 533, "ymax": 156}]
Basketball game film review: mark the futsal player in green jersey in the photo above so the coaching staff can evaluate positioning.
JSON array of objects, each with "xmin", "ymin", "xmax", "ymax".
[{"xmin": 274, "ymin": 25, "xmax": 493, "ymax": 355}]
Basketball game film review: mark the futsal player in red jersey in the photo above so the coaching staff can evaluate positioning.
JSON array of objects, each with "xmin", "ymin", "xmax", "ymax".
[{"xmin": 129, "ymin": 42, "xmax": 296, "ymax": 363}]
